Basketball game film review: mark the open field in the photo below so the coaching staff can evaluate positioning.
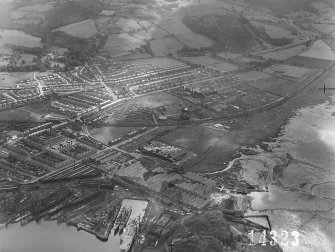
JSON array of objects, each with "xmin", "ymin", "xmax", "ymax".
[
  {"xmin": 124, "ymin": 57, "xmax": 185, "ymax": 68},
  {"xmin": 157, "ymin": 18, "xmax": 194, "ymax": 35},
  {"xmin": 116, "ymin": 18, "xmax": 143, "ymax": 32},
  {"xmin": 252, "ymin": 21, "xmax": 297, "ymax": 39},
  {"xmin": 134, "ymin": 92, "xmax": 183, "ymax": 108},
  {"xmin": 10, "ymin": 2, "xmax": 54, "ymax": 24},
  {"xmin": 285, "ymin": 55, "xmax": 333, "ymax": 69},
  {"xmin": 54, "ymin": 19, "xmax": 98, "ymax": 39},
  {"xmin": 0, "ymin": 108, "xmax": 41, "ymax": 122},
  {"xmin": 264, "ymin": 64, "xmax": 314, "ymax": 81},
  {"xmin": 147, "ymin": 26, "xmax": 170, "ymax": 40},
  {"xmin": 89, "ymin": 126, "xmax": 141, "ymax": 144},
  {"xmin": 236, "ymin": 71, "xmax": 271, "ymax": 81},
  {"xmin": 103, "ymin": 33, "xmax": 144, "ymax": 56},
  {"xmin": 128, "ymin": 29, "xmax": 147, "ymax": 42},
  {"xmin": 0, "ymin": 72, "xmax": 51, "ymax": 88},
  {"xmin": 0, "ymin": 29, "xmax": 42, "ymax": 54},
  {"xmin": 177, "ymin": 56, "xmax": 223, "ymax": 66},
  {"xmin": 312, "ymin": 23, "xmax": 335, "ymax": 34},
  {"xmin": 299, "ymin": 40, "xmax": 334, "ymax": 60},
  {"xmin": 181, "ymin": 8, "xmax": 269, "ymax": 52},
  {"xmin": 150, "ymin": 38, "xmax": 184, "ymax": 56},
  {"xmin": 177, "ymin": 33, "xmax": 214, "ymax": 48},
  {"xmin": 258, "ymin": 45, "xmax": 307, "ymax": 60},
  {"xmin": 247, "ymin": 76, "xmax": 302, "ymax": 97},
  {"xmin": 22, "ymin": 100, "xmax": 52, "ymax": 116},
  {"xmin": 209, "ymin": 62, "xmax": 239, "ymax": 72}
]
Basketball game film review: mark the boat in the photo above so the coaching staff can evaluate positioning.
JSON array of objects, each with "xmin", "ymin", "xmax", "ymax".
[
  {"xmin": 114, "ymin": 225, "xmax": 120, "ymax": 236},
  {"xmin": 120, "ymin": 219, "xmax": 138, "ymax": 252},
  {"xmin": 118, "ymin": 207, "xmax": 132, "ymax": 235},
  {"xmin": 114, "ymin": 207, "xmax": 126, "ymax": 228},
  {"xmin": 113, "ymin": 206, "xmax": 130, "ymax": 236}
]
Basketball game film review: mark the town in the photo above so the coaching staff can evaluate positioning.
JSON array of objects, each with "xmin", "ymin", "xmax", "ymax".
[{"xmin": 1, "ymin": 0, "xmax": 335, "ymax": 251}]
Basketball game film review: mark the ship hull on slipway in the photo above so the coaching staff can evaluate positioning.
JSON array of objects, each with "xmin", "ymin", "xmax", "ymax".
[
  {"xmin": 120, "ymin": 220, "xmax": 137, "ymax": 252},
  {"xmin": 118, "ymin": 208, "xmax": 132, "ymax": 235}
]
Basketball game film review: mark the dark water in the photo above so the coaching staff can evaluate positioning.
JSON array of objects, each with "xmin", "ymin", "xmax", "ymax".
[
  {"xmin": 247, "ymin": 99, "xmax": 335, "ymax": 252},
  {"xmin": 0, "ymin": 199, "xmax": 147, "ymax": 252},
  {"xmin": 0, "ymin": 221, "xmax": 119, "ymax": 252}
]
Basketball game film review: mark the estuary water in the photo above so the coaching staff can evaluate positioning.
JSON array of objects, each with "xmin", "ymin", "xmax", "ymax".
[
  {"xmin": 0, "ymin": 199, "xmax": 147, "ymax": 252},
  {"xmin": 0, "ymin": 221, "xmax": 120, "ymax": 252},
  {"xmin": 246, "ymin": 97, "xmax": 335, "ymax": 252}
]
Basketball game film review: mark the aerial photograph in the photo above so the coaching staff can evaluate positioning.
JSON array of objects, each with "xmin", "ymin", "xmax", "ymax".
[{"xmin": 0, "ymin": 0, "xmax": 334, "ymax": 251}]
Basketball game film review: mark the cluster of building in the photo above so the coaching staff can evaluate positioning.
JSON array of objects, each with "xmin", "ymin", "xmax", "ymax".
[
  {"xmin": 101, "ymin": 149, "xmax": 216, "ymax": 209},
  {"xmin": 105, "ymin": 102, "xmax": 154, "ymax": 126},
  {"xmin": 183, "ymin": 75, "xmax": 241, "ymax": 97},
  {"xmin": 50, "ymin": 91, "xmax": 114, "ymax": 119},
  {"xmin": 139, "ymin": 141, "xmax": 188, "ymax": 163},
  {"xmin": 0, "ymin": 118, "xmax": 110, "ymax": 183}
]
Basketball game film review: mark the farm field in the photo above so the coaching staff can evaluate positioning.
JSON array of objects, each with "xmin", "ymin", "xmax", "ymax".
[
  {"xmin": 177, "ymin": 33, "xmax": 214, "ymax": 48},
  {"xmin": 210, "ymin": 62, "xmax": 239, "ymax": 72},
  {"xmin": 116, "ymin": 18, "xmax": 143, "ymax": 32},
  {"xmin": 147, "ymin": 25, "xmax": 169, "ymax": 39},
  {"xmin": 125, "ymin": 57, "xmax": 185, "ymax": 68},
  {"xmin": 258, "ymin": 45, "xmax": 307, "ymax": 60},
  {"xmin": 22, "ymin": 100, "xmax": 53, "ymax": 117},
  {"xmin": 177, "ymin": 56, "xmax": 223, "ymax": 66},
  {"xmin": 216, "ymin": 52, "xmax": 242, "ymax": 60},
  {"xmin": 299, "ymin": 40, "xmax": 334, "ymax": 61},
  {"xmin": 0, "ymin": 108, "xmax": 42, "ymax": 122},
  {"xmin": 0, "ymin": 29, "xmax": 42, "ymax": 54},
  {"xmin": 264, "ymin": 64, "xmax": 314, "ymax": 81},
  {"xmin": 236, "ymin": 71, "xmax": 271, "ymax": 81},
  {"xmin": 159, "ymin": 125, "xmax": 240, "ymax": 170},
  {"xmin": 285, "ymin": 56, "xmax": 333, "ymax": 69},
  {"xmin": 134, "ymin": 92, "xmax": 183, "ymax": 108},
  {"xmin": 252, "ymin": 21, "xmax": 297, "ymax": 40},
  {"xmin": 10, "ymin": 2, "xmax": 54, "ymax": 22},
  {"xmin": 312, "ymin": 23, "xmax": 335, "ymax": 34},
  {"xmin": 157, "ymin": 18, "xmax": 194, "ymax": 35},
  {"xmin": 0, "ymin": 71, "xmax": 51, "ymax": 87},
  {"xmin": 89, "ymin": 126, "xmax": 141, "ymax": 144},
  {"xmin": 247, "ymin": 76, "xmax": 302, "ymax": 97},
  {"xmin": 103, "ymin": 33, "xmax": 144, "ymax": 56},
  {"xmin": 129, "ymin": 30, "xmax": 147, "ymax": 42},
  {"xmin": 54, "ymin": 19, "xmax": 98, "ymax": 38},
  {"xmin": 150, "ymin": 38, "xmax": 184, "ymax": 56},
  {"xmin": 20, "ymin": 54, "xmax": 36, "ymax": 65}
]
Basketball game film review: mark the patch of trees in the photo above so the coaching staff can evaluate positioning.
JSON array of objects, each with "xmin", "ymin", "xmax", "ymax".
[
  {"xmin": 265, "ymin": 37, "xmax": 294, "ymax": 46},
  {"xmin": 183, "ymin": 14, "xmax": 267, "ymax": 53},
  {"xmin": 9, "ymin": 45, "xmax": 43, "ymax": 56},
  {"xmin": 0, "ymin": 64, "xmax": 40, "ymax": 72},
  {"xmin": 64, "ymin": 47, "xmax": 91, "ymax": 70}
]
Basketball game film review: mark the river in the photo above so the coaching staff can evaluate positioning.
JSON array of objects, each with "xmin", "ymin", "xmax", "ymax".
[
  {"xmin": 0, "ymin": 221, "xmax": 120, "ymax": 252},
  {"xmin": 245, "ymin": 97, "xmax": 335, "ymax": 252},
  {"xmin": 0, "ymin": 199, "xmax": 148, "ymax": 252}
]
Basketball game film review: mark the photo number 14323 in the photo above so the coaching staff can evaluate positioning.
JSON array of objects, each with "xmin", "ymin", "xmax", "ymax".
[{"xmin": 246, "ymin": 229, "xmax": 300, "ymax": 247}]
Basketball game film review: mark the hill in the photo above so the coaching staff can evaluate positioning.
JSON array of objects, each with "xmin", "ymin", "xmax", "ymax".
[
  {"xmin": 161, "ymin": 211, "xmax": 279, "ymax": 252},
  {"xmin": 183, "ymin": 14, "xmax": 268, "ymax": 53}
]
